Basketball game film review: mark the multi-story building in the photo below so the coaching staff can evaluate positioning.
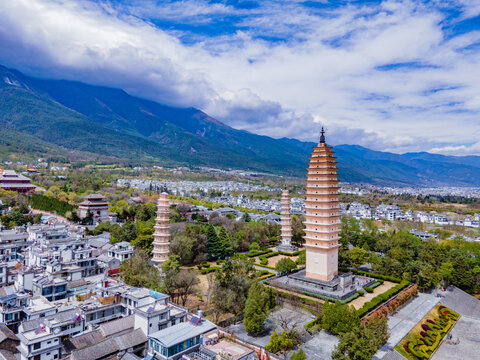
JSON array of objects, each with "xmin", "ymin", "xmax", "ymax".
[
  {"xmin": 32, "ymin": 276, "xmax": 67, "ymax": 302},
  {"xmin": 17, "ymin": 320, "xmax": 63, "ymax": 360},
  {"xmin": 147, "ymin": 315, "xmax": 217, "ymax": 360},
  {"xmin": 0, "ymin": 170, "xmax": 36, "ymax": 193},
  {"xmin": 107, "ymin": 241, "xmax": 134, "ymax": 262}
]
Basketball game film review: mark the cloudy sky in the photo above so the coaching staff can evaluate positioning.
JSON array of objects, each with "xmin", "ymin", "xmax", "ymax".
[{"xmin": 1, "ymin": 0, "xmax": 480, "ymax": 154}]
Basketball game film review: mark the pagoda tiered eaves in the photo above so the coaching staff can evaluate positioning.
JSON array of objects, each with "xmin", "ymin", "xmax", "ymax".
[{"xmin": 304, "ymin": 139, "xmax": 340, "ymax": 281}]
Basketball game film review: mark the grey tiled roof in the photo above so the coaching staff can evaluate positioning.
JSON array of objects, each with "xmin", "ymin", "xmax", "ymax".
[
  {"xmin": 0, "ymin": 349, "xmax": 16, "ymax": 360},
  {"xmin": 71, "ymin": 328, "xmax": 146, "ymax": 360},
  {"xmin": 99, "ymin": 315, "xmax": 134, "ymax": 338},
  {"xmin": 121, "ymin": 353, "xmax": 142, "ymax": 360},
  {"xmin": 20, "ymin": 308, "xmax": 80, "ymax": 332},
  {"xmin": 0, "ymin": 325, "xmax": 18, "ymax": 343}
]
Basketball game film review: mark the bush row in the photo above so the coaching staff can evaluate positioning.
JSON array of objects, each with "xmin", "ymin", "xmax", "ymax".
[
  {"xmin": 255, "ymin": 263, "xmax": 276, "ymax": 270},
  {"xmin": 247, "ymin": 250, "xmax": 273, "ymax": 258},
  {"xmin": 270, "ymin": 282, "xmax": 359, "ymax": 305},
  {"xmin": 357, "ymin": 280, "xmax": 410, "ymax": 318},
  {"xmin": 339, "ymin": 267, "xmax": 402, "ymax": 283},
  {"xmin": 199, "ymin": 266, "xmax": 219, "ymax": 274},
  {"xmin": 364, "ymin": 281, "xmax": 382, "ymax": 293}
]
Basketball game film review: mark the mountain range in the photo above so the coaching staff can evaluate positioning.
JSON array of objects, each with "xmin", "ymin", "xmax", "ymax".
[{"xmin": 1, "ymin": 65, "xmax": 480, "ymax": 186}]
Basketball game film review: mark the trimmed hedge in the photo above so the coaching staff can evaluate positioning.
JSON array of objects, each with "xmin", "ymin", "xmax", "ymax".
[
  {"xmin": 278, "ymin": 250, "xmax": 301, "ymax": 256},
  {"xmin": 255, "ymin": 263, "xmax": 276, "ymax": 270},
  {"xmin": 357, "ymin": 290, "xmax": 365, "ymax": 296},
  {"xmin": 247, "ymin": 250, "xmax": 273, "ymax": 258},
  {"xmin": 270, "ymin": 282, "xmax": 359, "ymax": 304},
  {"xmin": 199, "ymin": 266, "xmax": 219, "ymax": 274},
  {"xmin": 339, "ymin": 267, "xmax": 402, "ymax": 283},
  {"xmin": 357, "ymin": 280, "xmax": 410, "ymax": 318},
  {"xmin": 341, "ymin": 292, "xmax": 360, "ymax": 304},
  {"xmin": 260, "ymin": 273, "xmax": 276, "ymax": 280}
]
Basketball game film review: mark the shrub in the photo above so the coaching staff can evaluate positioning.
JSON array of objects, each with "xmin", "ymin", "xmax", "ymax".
[
  {"xmin": 341, "ymin": 293, "xmax": 360, "ymax": 304},
  {"xmin": 199, "ymin": 266, "xmax": 219, "ymax": 274},
  {"xmin": 339, "ymin": 267, "xmax": 402, "ymax": 283},
  {"xmin": 357, "ymin": 281, "xmax": 410, "ymax": 318},
  {"xmin": 304, "ymin": 317, "xmax": 322, "ymax": 334},
  {"xmin": 364, "ymin": 287, "xmax": 374, "ymax": 293},
  {"xmin": 357, "ymin": 290, "xmax": 365, "ymax": 296}
]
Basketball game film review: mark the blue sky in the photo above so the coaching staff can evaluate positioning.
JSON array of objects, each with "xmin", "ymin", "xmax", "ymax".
[{"xmin": 1, "ymin": 0, "xmax": 480, "ymax": 154}]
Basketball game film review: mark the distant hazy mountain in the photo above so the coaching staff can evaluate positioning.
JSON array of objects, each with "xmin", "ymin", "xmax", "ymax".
[{"xmin": 1, "ymin": 64, "xmax": 480, "ymax": 186}]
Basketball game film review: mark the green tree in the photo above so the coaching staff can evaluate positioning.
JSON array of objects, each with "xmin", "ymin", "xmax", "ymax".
[
  {"xmin": 364, "ymin": 316, "xmax": 389, "ymax": 348},
  {"xmin": 118, "ymin": 221, "xmax": 138, "ymax": 243},
  {"xmin": 266, "ymin": 331, "xmax": 281, "ymax": 353},
  {"xmin": 440, "ymin": 261, "xmax": 454, "ymax": 288},
  {"xmin": 244, "ymin": 281, "xmax": 268, "ymax": 334},
  {"xmin": 212, "ymin": 256, "xmax": 256, "ymax": 320},
  {"xmin": 452, "ymin": 255, "xmax": 473, "ymax": 290},
  {"xmin": 242, "ymin": 212, "xmax": 251, "ymax": 222},
  {"xmin": 275, "ymin": 258, "xmax": 297, "ymax": 274},
  {"xmin": 290, "ymin": 349, "xmax": 307, "ymax": 360},
  {"xmin": 120, "ymin": 250, "xmax": 162, "ymax": 290},
  {"xmin": 206, "ymin": 224, "xmax": 222, "ymax": 260},
  {"xmin": 218, "ymin": 226, "xmax": 233, "ymax": 258},
  {"xmin": 348, "ymin": 247, "xmax": 369, "ymax": 269},
  {"xmin": 331, "ymin": 326, "xmax": 377, "ymax": 360},
  {"xmin": 295, "ymin": 250, "xmax": 306, "ymax": 266},
  {"xmin": 321, "ymin": 301, "xmax": 359, "ymax": 335}
]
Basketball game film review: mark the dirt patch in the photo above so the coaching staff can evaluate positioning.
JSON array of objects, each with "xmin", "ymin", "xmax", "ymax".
[{"xmin": 266, "ymin": 254, "xmax": 299, "ymax": 267}]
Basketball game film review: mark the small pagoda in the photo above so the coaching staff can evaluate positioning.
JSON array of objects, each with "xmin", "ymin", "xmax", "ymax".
[
  {"xmin": 276, "ymin": 190, "xmax": 297, "ymax": 252},
  {"xmin": 152, "ymin": 193, "xmax": 170, "ymax": 268}
]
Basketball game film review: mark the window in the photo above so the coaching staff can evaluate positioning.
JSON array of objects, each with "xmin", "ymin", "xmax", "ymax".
[{"xmin": 33, "ymin": 342, "xmax": 41, "ymax": 350}]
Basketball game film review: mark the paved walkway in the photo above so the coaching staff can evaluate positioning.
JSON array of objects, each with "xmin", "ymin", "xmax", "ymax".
[
  {"xmin": 374, "ymin": 292, "xmax": 440, "ymax": 360},
  {"xmin": 300, "ymin": 330, "xmax": 338, "ymax": 360}
]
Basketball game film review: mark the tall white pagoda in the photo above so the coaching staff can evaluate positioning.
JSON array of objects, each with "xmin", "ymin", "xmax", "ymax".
[{"xmin": 152, "ymin": 192, "xmax": 170, "ymax": 268}]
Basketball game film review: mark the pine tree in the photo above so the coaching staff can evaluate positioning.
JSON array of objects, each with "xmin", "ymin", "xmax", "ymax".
[
  {"xmin": 266, "ymin": 331, "xmax": 280, "ymax": 353},
  {"xmin": 206, "ymin": 224, "xmax": 222, "ymax": 260},
  {"xmin": 244, "ymin": 281, "xmax": 268, "ymax": 334},
  {"xmin": 218, "ymin": 226, "xmax": 233, "ymax": 258},
  {"xmin": 290, "ymin": 349, "xmax": 307, "ymax": 360}
]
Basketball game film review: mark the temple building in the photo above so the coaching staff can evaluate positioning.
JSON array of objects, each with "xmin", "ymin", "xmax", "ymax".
[
  {"xmin": 152, "ymin": 193, "xmax": 170, "ymax": 268},
  {"xmin": 78, "ymin": 194, "xmax": 109, "ymax": 223},
  {"xmin": 303, "ymin": 128, "xmax": 341, "ymax": 281},
  {"xmin": 277, "ymin": 190, "xmax": 297, "ymax": 252},
  {"xmin": 0, "ymin": 170, "xmax": 36, "ymax": 193}
]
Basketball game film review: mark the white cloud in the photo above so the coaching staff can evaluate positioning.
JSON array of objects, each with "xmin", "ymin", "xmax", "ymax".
[{"xmin": 0, "ymin": 0, "xmax": 479, "ymax": 154}]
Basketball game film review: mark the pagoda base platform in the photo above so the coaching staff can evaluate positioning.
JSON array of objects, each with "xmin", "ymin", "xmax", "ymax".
[
  {"xmin": 270, "ymin": 269, "xmax": 376, "ymax": 301},
  {"xmin": 276, "ymin": 244, "xmax": 298, "ymax": 253}
]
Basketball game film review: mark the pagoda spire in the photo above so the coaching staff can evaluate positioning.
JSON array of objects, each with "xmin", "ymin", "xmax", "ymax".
[{"xmin": 319, "ymin": 126, "xmax": 326, "ymax": 144}]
